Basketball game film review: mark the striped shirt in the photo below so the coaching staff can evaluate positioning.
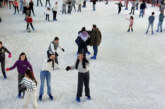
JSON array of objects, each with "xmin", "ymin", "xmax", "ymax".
[{"xmin": 20, "ymin": 77, "xmax": 37, "ymax": 92}]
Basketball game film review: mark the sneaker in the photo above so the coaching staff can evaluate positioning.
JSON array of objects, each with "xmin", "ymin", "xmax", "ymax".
[
  {"xmin": 39, "ymin": 95, "xmax": 42, "ymax": 101},
  {"xmin": 76, "ymin": 96, "xmax": 80, "ymax": 102},
  {"xmin": 49, "ymin": 94, "xmax": 53, "ymax": 100}
]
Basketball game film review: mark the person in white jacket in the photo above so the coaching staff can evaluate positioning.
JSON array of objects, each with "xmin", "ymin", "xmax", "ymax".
[
  {"xmin": 77, "ymin": 0, "xmax": 82, "ymax": 12},
  {"xmin": 45, "ymin": 7, "xmax": 51, "ymax": 21},
  {"xmin": 20, "ymin": 69, "xmax": 38, "ymax": 109},
  {"xmin": 39, "ymin": 54, "xmax": 59, "ymax": 101},
  {"xmin": 52, "ymin": 2, "xmax": 58, "ymax": 21}
]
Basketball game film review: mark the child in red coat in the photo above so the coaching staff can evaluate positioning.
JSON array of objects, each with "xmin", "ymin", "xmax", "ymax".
[{"xmin": 26, "ymin": 16, "xmax": 35, "ymax": 31}]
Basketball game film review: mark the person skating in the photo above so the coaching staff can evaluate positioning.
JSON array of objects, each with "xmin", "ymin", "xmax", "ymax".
[
  {"xmin": 67, "ymin": 0, "xmax": 72, "ymax": 14},
  {"xmin": 26, "ymin": 15, "xmax": 35, "ymax": 31},
  {"xmin": 36, "ymin": 0, "xmax": 42, "ymax": 6},
  {"xmin": 82, "ymin": 0, "xmax": 86, "ymax": 7},
  {"xmin": 126, "ymin": 16, "xmax": 134, "ymax": 32},
  {"xmin": 39, "ymin": 54, "xmax": 59, "ymax": 101},
  {"xmin": 52, "ymin": 2, "xmax": 58, "ymax": 21},
  {"xmin": 88, "ymin": 25, "xmax": 101, "ymax": 59},
  {"xmin": 9, "ymin": 0, "xmax": 14, "ymax": 9},
  {"xmin": 66, "ymin": 54, "xmax": 91, "ymax": 102},
  {"xmin": 136, "ymin": 0, "xmax": 139, "ymax": 10},
  {"xmin": 151, "ymin": 0, "xmax": 156, "ymax": 7},
  {"xmin": 20, "ymin": 0, "xmax": 23, "ymax": 11},
  {"xmin": 45, "ymin": 7, "xmax": 51, "ymax": 21},
  {"xmin": 105, "ymin": 0, "xmax": 108, "ymax": 5},
  {"xmin": 71, "ymin": 0, "xmax": 76, "ymax": 11},
  {"xmin": 77, "ymin": 0, "xmax": 82, "ymax": 12},
  {"xmin": 20, "ymin": 70, "xmax": 38, "ymax": 109},
  {"xmin": 125, "ymin": 0, "xmax": 129, "ymax": 10},
  {"xmin": 129, "ymin": 0, "xmax": 136, "ymax": 15},
  {"xmin": 13, "ymin": 0, "xmax": 19, "ymax": 14},
  {"xmin": 156, "ymin": 10, "xmax": 164, "ymax": 32},
  {"xmin": 146, "ymin": 12, "xmax": 155, "ymax": 34},
  {"xmin": 6, "ymin": 52, "xmax": 33, "ymax": 98},
  {"xmin": 47, "ymin": 37, "xmax": 65, "ymax": 64},
  {"xmin": 45, "ymin": 0, "xmax": 51, "ymax": 7},
  {"xmin": 77, "ymin": 27, "xmax": 90, "ymax": 58},
  {"xmin": 139, "ymin": 0, "xmax": 147, "ymax": 17},
  {"xmin": 22, "ymin": 0, "xmax": 28, "ymax": 14},
  {"xmin": 29, "ymin": 0, "xmax": 35, "ymax": 16},
  {"xmin": 62, "ymin": 0, "xmax": 67, "ymax": 14},
  {"xmin": 116, "ymin": 1, "xmax": 122, "ymax": 14},
  {"xmin": 92, "ymin": 0, "xmax": 96, "ymax": 11},
  {"xmin": 0, "ymin": 41, "xmax": 11, "ymax": 79}
]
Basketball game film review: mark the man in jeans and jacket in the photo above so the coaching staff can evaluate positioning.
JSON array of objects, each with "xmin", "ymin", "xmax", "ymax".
[{"xmin": 88, "ymin": 25, "xmax": 102, "ymax": 60}]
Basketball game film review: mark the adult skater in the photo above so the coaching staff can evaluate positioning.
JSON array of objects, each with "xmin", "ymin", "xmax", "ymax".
[
  {"xmin": 88, "ymin": 25, "xmax": 102, "ymax": 59},
  {"xmin": 47, "ymin": 37, "xmax": 65, "ymax": 64},
  {"xmin": 66, "ymin": 54, "xmax": 91, "ymax": 102},
  {"xmin": 6, "ymin": 52, "xmax": 33, "ymax": 98},
  {"xmin": 92, "ymin": 0, "xmax": 96, "ymax": 11},
  {"xmin": 45, "ymin": 0, "xmax": 51, "ymax": 7},
  {"xmin": 20, "ymin": 70, "xmax": 38, "ymax": 109},
  {"xmin": 151, "ymin": 0, "xmax": 156, "ymax": 7},
  {"xmin": 36, "ymin": 0, "xmax": 42, "ymax": 6},
  {"xmin": 82, "ymin": 0, "xmax": 87, "ymax": 7},
  {"xmin": 156, "ymin": 10, "xmax": 164, "ymax": 32},
  {"xmin": 139, "ymin": 0, "xmax": 147, "ymax": 17},
  {"xmin": 146, "ymin": 12, "xmax": 155, "ymax": 34},
  {"xmin": 126, "ymin": 16, "xmax": 134, "ymax": 32},
  {"xmin": 129, "ymin": 0, "xmax": 136, "ymax": 15},
  {"xmin": 23, "ymin": 0, "xmax": 28, "ymax": 14},
  {"xmin": 20, "ymin": 0, "xmax": 23, "ymax": 11},
  {"xmin": 67, "ymin": 0, "xmax": 72, "ymax": 14},
  {"xmin": 77, "ymin": 0, "xmax": 82, "ymax": 12},
  {"xmin": 26, "ymin": 15, "xmax": 35, "ymax": 31},
  {"xmin": 125, "ymin": 0, "xmax": 129, "ymax": 10},
  {"xmin": 29, "ymin": 0, "xmax": 35, "ymax": 16},
  {"xmin": 136, "ymin": 0, "xmax": 139, "ymax": 10},
  {"xmin": 52, "ymin": 2, "xmax": 58, "ymax": 21},
  {"xmin": 71, "ymin": 0, "xmax": 76, "ymax": 11},
  {"xmin": 77, "ymin": 27, "xmax": 90, "ymax": 57},
  {"xmin": 62, "ymin": 0, "xmax": 67, "ymax": 14},
  {"xmin": 39, "ymin": 54, "xmax": 59, "ymax": 101},
  {"xmin": 116, "ymin": 1, "xmax": 122, "ymax": 14},
  {"xmin": 0, "ymin": 41, "xmax": 11, "ymax": 79}
]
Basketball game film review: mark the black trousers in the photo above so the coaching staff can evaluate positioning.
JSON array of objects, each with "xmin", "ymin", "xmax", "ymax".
[
  {"xmin": 78, "ymin": 40, "xmax": 88, "ymax": 58},
  {"xmin": 118, "ymin": 7, "xmax": 121, "ymax": 14},
  {"xmin": 68, "ymin": 6, "xmax": 72, "ymax": 14},
  {"xmin": 14, "ymin": 6, "xmax": 19, "ymax": 14},
  {"xmin": 30, "ymin": 7, "xmax": 35, "ymax": 16},
  {"xmin": 53, "ymin": 11, "xmax": 57, "ymax": 20},
  {"xmin": 47, "ymin": 50, "xmax": 58, "ymax": 64},
  {"xmin": 45, "ymin": 0, "xmax": 51, "ymax": 7},
  {"xmin": 27, "ymin": 23, "xmax": 34, "ymax": 30},
  {"xmin": 130, "ymin": 7, "xmax": 135, "ymax": 14},
  {"xmin": 0, "ymin": 59, "xmax": 6, "ymax": 77},
  {"xmin": 46, "ymin": 14, "xmax": 49, "ymax": 21},
  {"xmin": 37, "ymin": 0, "xmax": 43, "ymax": 6},
  {"xmin": 77, "ymin": 72, "xmax": 90, "ymax": 97}
]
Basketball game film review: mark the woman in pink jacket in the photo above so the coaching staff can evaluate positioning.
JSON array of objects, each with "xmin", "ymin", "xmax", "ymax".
[{"xmin": 126, "ymin": 16, "xmax": 134, "ymax": 32}]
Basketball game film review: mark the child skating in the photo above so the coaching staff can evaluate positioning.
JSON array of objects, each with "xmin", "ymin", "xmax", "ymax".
[
  {"xmin": 66, "ymin": 54, "xmax": 91, "ymax": 102},
  {"xmin": 26, "ymin": 15, "xmax": 35, "ymax": 32},
  {"xmin": 116, "ymin": 1, "xmax": 123, "ymax": 14},
  {"xmin": 146, "ymin": 12, "xmax": 155, "ymax": 34},
  {"xmin": 45, "ymin": 7, "xmax": 51, "ymax": 21},
  {"xmin": 0, "ymin": 41, "xmax": 11, "ymax": 79},
  {"xmin": 126, "ymin": 16, "xmax": 134, "ymax": 32}
]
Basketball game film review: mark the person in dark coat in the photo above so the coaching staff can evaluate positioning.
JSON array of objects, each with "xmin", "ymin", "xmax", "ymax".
[
  {"xmin": 88, "ymin": 25, "xmax": 101, "ymax": 59},
  {"xmin": 29, "ymin": 0, "xmax": 35, "ymax": 16}
]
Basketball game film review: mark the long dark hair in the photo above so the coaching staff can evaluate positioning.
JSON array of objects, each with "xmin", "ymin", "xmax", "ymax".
[
  {"xmin": 25, "ymin": 69, "xmax": 37, "ymax": 86},
  {"xmin": 19, "ymin": 52, "xmax": 27, "ymax": 61},
  {"xmin": 75, "ymin": 56, "xmax": 89, "ymax": 69}
]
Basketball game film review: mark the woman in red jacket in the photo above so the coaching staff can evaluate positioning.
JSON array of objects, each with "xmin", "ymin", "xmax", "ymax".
[
  {"xmin": 13, "ymin": 0, "xmax": 19, "ymax": 14},
  {"xmin": 26, "ymin": 15, "xmax": 35, "ymax": 31}
]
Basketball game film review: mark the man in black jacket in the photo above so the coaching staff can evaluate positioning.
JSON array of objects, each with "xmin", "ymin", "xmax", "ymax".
[
  {"xmin": 139, "ymin": 0, "xmax": 147, "ymax": 17},
  {"xmin": 0, "ymin": 41, "xmax": 11, "ymax": 79}
]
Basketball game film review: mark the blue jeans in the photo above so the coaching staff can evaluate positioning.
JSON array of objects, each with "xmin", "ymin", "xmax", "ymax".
[
  {"xmin": 139, "ymin": 9, "xmax": 144, "ymax": 17},
  {"xmin": 93, "ymin": 4, "xmax": 95, "ymax": 10},
  {"xmin": 147, "ymin": 23, "xmax": 154, "ymax": 32},
  {"xmin": 157, "ymin": 22, "xmax": 163, "ymax": 31},
  {"xmin": 93, "ymin": 46, "xmax": 98, "ymax": 56},
  {"xmin": 39, "ymin": 71, "xmax": 51, "ymax": 95},
  {"xmin": 20, "ymin": 2, "xmax": 23, "ymax": 11}
]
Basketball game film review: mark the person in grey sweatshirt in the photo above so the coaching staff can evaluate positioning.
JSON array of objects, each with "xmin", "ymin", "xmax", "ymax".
[
  {"xmin": 146, "ymin": 12, "xmax": 155, "ymax": 34},
  {"xmin": 66, "ymin": 54, "xmax": 91, "ymax": 102},
  {"xmin": 129, "ymin": 1, "xmax": 136, "ymax": 15},
  {"xmin": 47, "ymin": 37, "xmax": 65, "ymax": 64},
  {"xmin": 71, "ymin": 0, "xmax": 76, "ymax": 11},
  {"xmin": 156, "ymin": 10, "xmax": 164, "ymax": 32}
]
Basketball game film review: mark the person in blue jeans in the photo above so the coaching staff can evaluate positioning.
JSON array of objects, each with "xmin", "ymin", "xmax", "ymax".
[
  {"xmin": 39, "ymin": 54, "xmax": 59, "ymax": 101},
  {"xmin": 88, "ymin": 25, "xmax": 102, "ymax": 59},
  {"xmin": 139, "ymin": 0, "xmax": 146, "ymax": 17},
  {"xmin": 156, "ymin": 10, "xmax": 164, "ymax": 32},
  {"xmin": 146, "ymin": 12, "xmax": 155, "ymax": 34},
  {"xmin": 92, "ymin": 0, "xmax": 96, "ymax": 11}
]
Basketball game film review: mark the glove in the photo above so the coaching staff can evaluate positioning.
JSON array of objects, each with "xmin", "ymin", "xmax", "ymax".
[
  {"xmin": 55, "ymin": 52, "xmax": 59, "ymax": 56},
  {"xmin": 61, "ymin": 48, "xmax": 65, "ymax": 52},
  {"xmin": 6, "ymin": 68, "xmax": 10, "ymax": 71},
  {"xmin": 8, "ymin": 54, "xmax": 11, "ymax": 58},
  {"xmin": 66, "ymin": 66, "xmax": 71, "ymax": 71}
]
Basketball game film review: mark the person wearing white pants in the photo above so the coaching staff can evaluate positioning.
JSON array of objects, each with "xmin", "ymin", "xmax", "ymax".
[{"xmin": 20, "ymin": 69, "xmax": 38, "ymax": 109}]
